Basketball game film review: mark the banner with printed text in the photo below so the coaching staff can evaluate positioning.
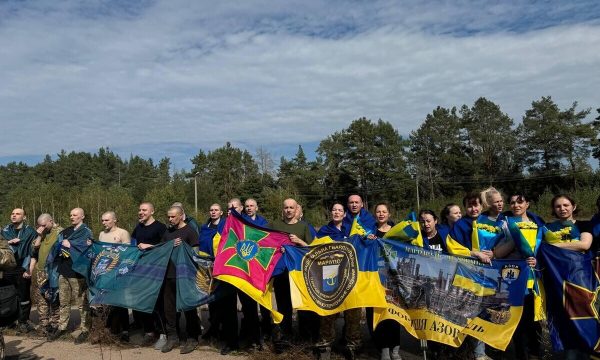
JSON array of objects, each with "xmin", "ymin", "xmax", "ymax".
[{"xmin": 373, "ymin": 240, "xmax": 528, "ymax": 350}]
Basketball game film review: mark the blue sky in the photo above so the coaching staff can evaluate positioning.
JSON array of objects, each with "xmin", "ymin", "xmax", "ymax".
[{"xmin": 1, "ymin": 0, "xmax": 599, "ymax": 171}]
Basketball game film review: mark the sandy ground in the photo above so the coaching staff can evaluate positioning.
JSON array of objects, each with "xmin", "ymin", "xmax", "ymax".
[
  {"xmin": 3, "ymin": 335, "xmax": 240, "ymax": 360},
  {"xmin": 3, "ymin": 333, "xmax": 427, "ymax": 360},
  {"xmin": 2, "ymin": 307, "xmax": 428, "ymax": 360}
]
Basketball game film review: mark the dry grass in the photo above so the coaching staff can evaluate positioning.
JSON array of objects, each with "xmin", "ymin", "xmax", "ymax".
[
  {"xmin": 248, "ymin": 343, "xmax": 318, "ymax": 360},
  {"xmin": 87, "ymin": 306, "xmax": 123, "ymax": 347}
]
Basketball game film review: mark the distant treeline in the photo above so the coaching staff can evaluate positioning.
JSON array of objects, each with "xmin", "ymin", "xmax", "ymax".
[{"xmin": 1, "ymin": 96, "xmax": 599, "ymax": 235}]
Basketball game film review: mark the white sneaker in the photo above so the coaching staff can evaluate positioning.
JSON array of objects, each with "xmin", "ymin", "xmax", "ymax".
[
  {"xmin": 380, "ymin": 348, "xmax": 391, "ymax": 360},
  {"xmin": 391, "ymin": 346, "xmax": 402, "ymax": 360},
  {"xmin": 154, "ymin": 334, "xmax": 167, "ymax": 350}
]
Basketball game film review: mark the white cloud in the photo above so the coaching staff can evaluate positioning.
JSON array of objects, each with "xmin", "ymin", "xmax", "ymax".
[{"xmin": 0, "ymin": 0, "xmax": 599, "ymax": 169}]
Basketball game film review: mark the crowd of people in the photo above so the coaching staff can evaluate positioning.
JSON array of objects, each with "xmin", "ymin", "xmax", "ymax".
[{"xmin": 1, "ymin": 188, "xmax": 598, "ymax": 360}]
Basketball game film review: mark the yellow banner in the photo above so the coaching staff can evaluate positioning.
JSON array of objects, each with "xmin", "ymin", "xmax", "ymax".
[{"xmin": 373, "ymin": 303, "xmax": 523, "ymax": 350}]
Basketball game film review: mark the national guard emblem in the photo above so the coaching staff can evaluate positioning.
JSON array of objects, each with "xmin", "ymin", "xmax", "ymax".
[{"xmin": 302, "ymin": 242, "xmax": 358, "ymax": 310}]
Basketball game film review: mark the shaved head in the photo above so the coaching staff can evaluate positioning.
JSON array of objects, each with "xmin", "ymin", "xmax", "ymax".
[
  {"xmin": 169, "ymin": 206, "xmax": 184, "ymax": 215},
  {"xmin": 140, "ymin": 202, "xmax": 155, "ymax": 211},
  {"xmin": 283, "ymin": 198, "xmax": 298, "ymax": 222}
]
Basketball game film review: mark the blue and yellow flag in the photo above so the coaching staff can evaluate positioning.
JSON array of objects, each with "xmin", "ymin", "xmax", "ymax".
[
  {"xmin": 383, "ymin": 212, "xmax": 423, "ymax": 247},
  {"xmin": 199, "ymin": 218, "xmax": 225, "ymax": 257},
  {"xmin": 373, "ymin": 240, "xmax": 528, "ymax": 350},
  {"xmin": 283, "ymin": 235, "xmax": 387, "ymax": 316},
  {"xmin": 507, "ymin": 215, "xmax": 544, "ymax": 316},
  {"xmin": 452, "ymin": 263, "xmax": 497, "ymax": 296},
  {"xmin": 542, "ymin": 221, "xmax": 581, "ymax": 245},
  {"xmin": 538, "ymin": 243, "xmax": 600, "ymax": 352},
  {"xmin": 343, "ymin": 209, "xmax": 376, "ymax": 237},
  {"xmin": 446, "ymin": 216, "xmax": 504, "ymax": 256},
  {"xmin": 349, "ymin": 213, "xmax": 375, "ymax": 236}
]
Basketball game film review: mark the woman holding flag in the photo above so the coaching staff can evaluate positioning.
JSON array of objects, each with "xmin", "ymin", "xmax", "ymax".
[
  {"xmin": 504, "ymin": 193, "xmax": 543, "ymax": 359},
  {"xmin": 316, "ymin": 202, "xmax": 347, "ymax": 241},
  {"xmin": 446, "ymin": 191, "xmax": 507, "ymax": 360},
  {"xmin": 315, "ymin": 202, "xmax": 363, "ymax": 360},
  {"xmin": 541, "ymin": 194, "xmax": 593, "ymax": 360},
  {"xmin": 543, "ymin": 194, "xmax": 592, "ymax": 252}
]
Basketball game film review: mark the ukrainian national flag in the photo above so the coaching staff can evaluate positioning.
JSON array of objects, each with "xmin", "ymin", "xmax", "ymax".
[
  {"xmin": 452, "ymin": 263, "xmax": 497, "ymax": 296},
  {"xmin": 283, "ymin": 235, "xmax": 387, "ymax": 316},
  {"xmin": 446, "ymin": 216, "xmax": 504, "ymax": 257},
  {"xmin": 542, "ymin": 221, "xmax": 581, "ymax": 245},
  {"xmin": 349, "ymin": 213, "xmax": 374, "ymax": 236},
  {"xmin": 199, "ymin": 218, "xmax": 225, "ymax": 257},
  {"xmin": 383, "ymin": 212, "xmax": 423, "ymax": 247}
]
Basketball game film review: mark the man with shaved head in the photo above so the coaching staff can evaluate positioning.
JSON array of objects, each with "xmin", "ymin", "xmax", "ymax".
[
  {"xmin": 238, "ymin": 198, "xmax": 269, "ymax": 350},
  {"xmin": 342, "ymin": 194, "xmax": 377, "ymax": 237},
  {"xmin": 243, "ymin": 198, "xmax": 268, "ymax": 227},
  {"xmin": 227, "ymin": 198, "xmax": 244, "ymax": 215},
  {"xmin": 158, "ymin": 206, "xmax": 201, "ymax": 354},
  {"xmin": 99, "ymin": 211, "xmax": 130, "ymax": 244},
  {"xmin": 131, "ymin": 202, "xmax": 167, "ymax": 347},
  {"xmin": 295, "ymin": 203, "xmax": 317, "ymax": 238},
  {"xmin": 1, "ymin": 208, "xmax": 39, "ymax": 333},
  {"xmin": 199, "ymin": 203, "xmax": 231, "ymax": 350},
  {"xmin": 268, "ymin": 198, "xmax": 315, "ymax": 352},
  {"xmin": 214, "ymin": 198, "xmax": 247, "ymax": 355},
  {"xmin": 98, "ymin": 211, "xmax": 131, "ymax": 342},
  {"xmin": 49, "ymin": 207, "xmax": 93, "ymax": 343},
  {"xmin": 29, "ymin": 213, "xmax": 62, "ymax": 336},
  {"xmin": 171, "ymin": 202, "xmax": 200, "ymax": 236}
]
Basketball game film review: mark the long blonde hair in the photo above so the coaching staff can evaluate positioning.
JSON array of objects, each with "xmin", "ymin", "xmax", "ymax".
[{"xmin": 480, "ymin": 187, "xmax": 502, "ymax": 210}]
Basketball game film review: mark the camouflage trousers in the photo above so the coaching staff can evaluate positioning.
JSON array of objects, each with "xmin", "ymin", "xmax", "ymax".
[
  {"xmin": 318, "ymin": 308, "xmax": 362, "ymax": 349},
  {"xmin": 35, "ymin": 270, "xmax": 59, "ymax": 329},
  {"xmin": 58, "ymin": 275, "xmax": 90, "ymax": 332}
]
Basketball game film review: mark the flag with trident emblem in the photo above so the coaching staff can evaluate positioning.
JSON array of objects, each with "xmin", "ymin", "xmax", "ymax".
[{"xmin": 213, "ymin": 210, "xmax": 292, "ymax": 323}]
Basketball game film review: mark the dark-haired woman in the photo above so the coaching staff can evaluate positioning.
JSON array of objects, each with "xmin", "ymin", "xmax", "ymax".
[
  {"xmin": 543, "ymin": 195, "xmax": 592, "ymax": 251},
  {"xmin": 316, "ymin": 202, "xmax": 346, "ymax": 241},
  {"xmin": 440, "ymin": 204, "xmax": 462, "ymax": 229},
  {"xmin": 446, "ymin": 192, "xmax": 503, "ymax": 360},
  {"xmin": 316, "ymin": 203, "xmax": 362, "ymax": 360},
  {"xmin": 542, "ymin": 194, "xmax": 592, "ymax": 360},
  {"xmin": 504, "ymin": 193, "xmax": 544, "ymax": 360},
  {"xmin": 418, "ymin": 210, "xmax": 447, "ymax": 252}
]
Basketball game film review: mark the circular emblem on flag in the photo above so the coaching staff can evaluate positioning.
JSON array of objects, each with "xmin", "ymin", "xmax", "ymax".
[
  {"xmin": 91, "ymin": 249, "xmax": 119, "ymax": 280},
  {"xmin": 302, "ymin": 242, "xmax": 358, "ymax": 310},
  {"xmin": 236, "ymin": 240, "xmax": 258, "ymax": 261}
]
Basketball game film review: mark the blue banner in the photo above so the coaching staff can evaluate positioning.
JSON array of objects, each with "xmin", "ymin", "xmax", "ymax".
[{"xmin": 538, "ymin": 243, "xmax": 600, "ymax": 352}]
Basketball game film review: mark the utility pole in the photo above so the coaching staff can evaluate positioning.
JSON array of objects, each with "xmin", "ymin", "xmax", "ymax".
[
  {"xmin": 194, "ymin": 172, "xmax": 200, "ymax": 217},
  {"xmin": 415, "ymin": 172, "xmax": 420, "ymax": 212}
]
